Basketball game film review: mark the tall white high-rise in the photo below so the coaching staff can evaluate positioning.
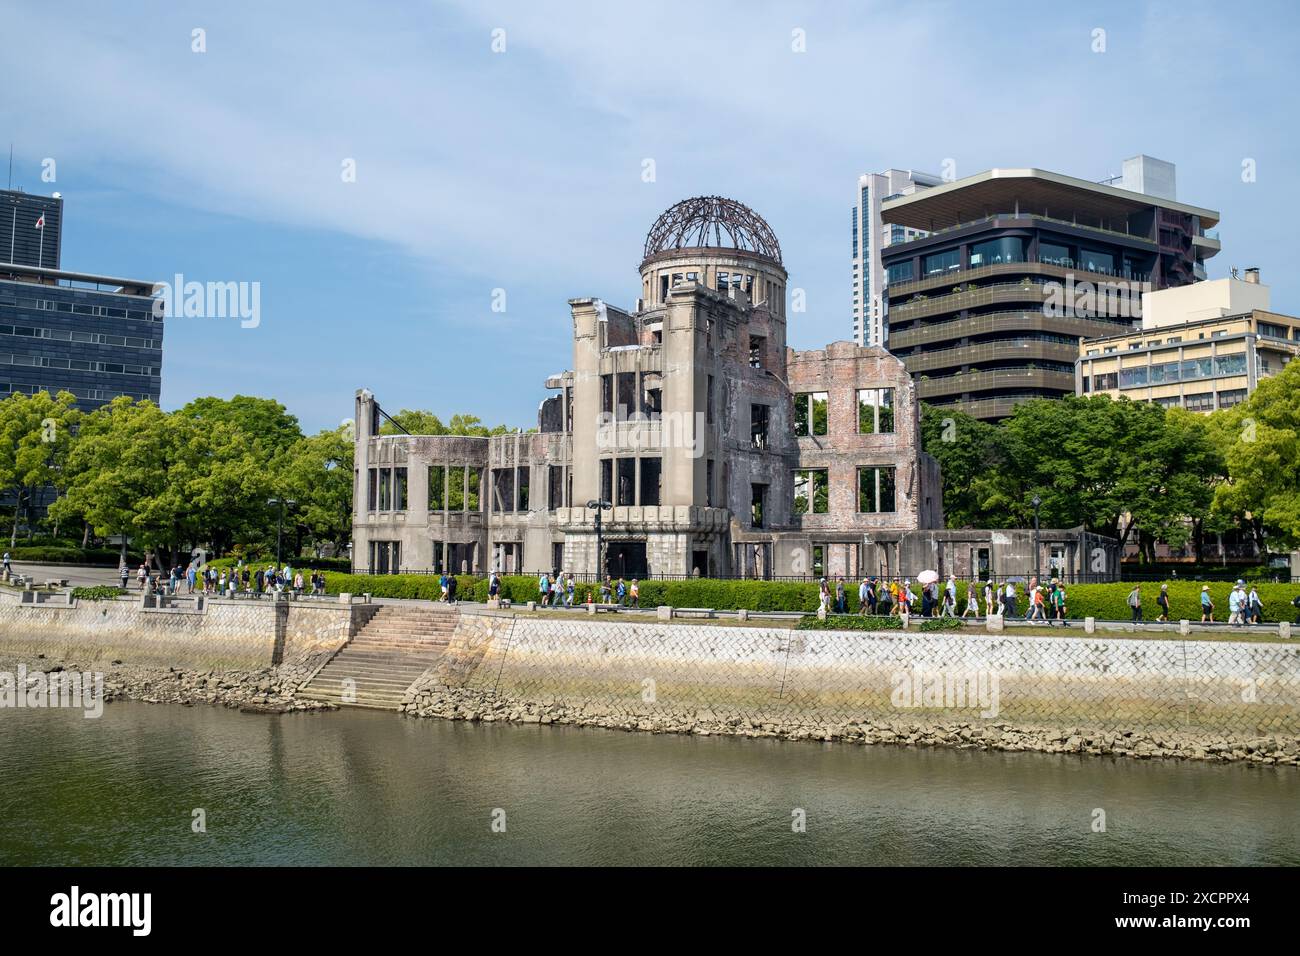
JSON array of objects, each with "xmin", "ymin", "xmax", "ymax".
[{"xmin": 851, "ymin": 168, "xmax": 942, "ymax": 347}]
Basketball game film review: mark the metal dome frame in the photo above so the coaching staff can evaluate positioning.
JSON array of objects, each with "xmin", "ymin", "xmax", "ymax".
[{"xmin": 642, "ymin": 196, "xmax": 782, "ymax": 265}]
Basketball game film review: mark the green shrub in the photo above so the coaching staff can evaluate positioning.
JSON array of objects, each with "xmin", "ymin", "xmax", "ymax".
[
  {"xmin": 311, "ymin": 573, "xmax": 1300, "ymax": 623},
  {"xmin": 919, "ymin": 618, "xmax": 964, "ymax": 632},
  {"xmin": 796, "ymin": 614, "xmax": 903, "ymax": 631},
  {"xmin": 71, "ymin": 585, "xmax": 126, "ymax": 601}
]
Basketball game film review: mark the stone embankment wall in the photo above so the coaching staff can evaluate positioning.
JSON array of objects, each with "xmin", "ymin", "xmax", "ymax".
[
  {"xmin": 0, "ymin": 591, "xmax": 376, "ymax": 672},
  {"xmin": 402, "ymin": 610, "xmax": 1300, "ymax": 763}
]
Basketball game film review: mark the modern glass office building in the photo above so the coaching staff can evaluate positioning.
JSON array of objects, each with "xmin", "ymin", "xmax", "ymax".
[
  {"xmin": 851, "ymin": 169, "xmax": 940, "ymax": 348},
  {"xmin": 879, "ymin": 158, "xmax": 1220, "ymax": 420},
  {"xmin": 0, "ymin": 262, "xmax": 162, "ymax": 409}
]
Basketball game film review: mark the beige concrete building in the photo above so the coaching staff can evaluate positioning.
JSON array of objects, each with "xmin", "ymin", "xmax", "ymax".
[
  {"xmin": 1077, "ymin": 273, "xmax": 1300, "ymax": 411},
  {"xmin": 353, "ymin": 197, "xmax": 946, "ymax": 579}
]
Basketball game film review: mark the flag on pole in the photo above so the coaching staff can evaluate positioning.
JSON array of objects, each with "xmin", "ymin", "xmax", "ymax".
[{"xmin": 34, "ymin": 214, "xmax": 45, "ymax": 229}]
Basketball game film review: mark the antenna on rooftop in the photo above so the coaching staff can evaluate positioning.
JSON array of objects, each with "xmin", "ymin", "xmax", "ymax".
[{"xmin": 6, "ymin": 144, "xmax": 11, "ymax": 191}]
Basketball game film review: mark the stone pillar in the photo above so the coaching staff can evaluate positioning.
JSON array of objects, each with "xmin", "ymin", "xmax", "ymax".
[
  {"xmin": 986, "ymin": 613, "xmax": 1004, "ymax": 632},
  {"xmin": 1280, "ymin": 621, "xmax": 1292, "ymax": 640},
  {"xmin": 1084, "ymin": 616, "xmax": 1096, "ymax": 634},
  {"xmin": 1179, "ymin": 619, "xmax": 1191, "ymax": 635},
  {"xmin": 657, "ymin": 605, "xmax": 673, "ymax": 621}
]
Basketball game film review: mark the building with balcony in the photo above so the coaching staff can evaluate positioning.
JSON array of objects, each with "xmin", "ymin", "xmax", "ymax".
[
  {"xmin": 851, "ymin": 168, "xmax": 941, "ymax": 348},
  {"xmin": 879, "ymin": 157, "xmax": 1221, "ymax": 420},
  {"xmin": 1077, "ymin": 272, "xmax": 1299, "ymax": 412}
]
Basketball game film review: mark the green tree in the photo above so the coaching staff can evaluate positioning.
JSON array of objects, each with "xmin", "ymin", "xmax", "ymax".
[
  {"xmin": 919, "ymin": 404, "xmax": 1003, "ymax": 527},
  {"xmin": 177, "ymin": 395, "xmax": 302, "ymax": 457},
  {"xmin": 0, "ymin": 390, "xmax": 82, "ymax": 546},
  {"xmin": 1208, "ymin": 360, "xmax": 1300, "ymax": 550},
  {"xmin": 276, "ymin": 426, "xmax": 354, "ymax": 556}
]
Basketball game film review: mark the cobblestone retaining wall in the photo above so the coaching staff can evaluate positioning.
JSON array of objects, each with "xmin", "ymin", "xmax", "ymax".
[
  {"xmin": 0, "ymin": 592, "xmax": 374, "ymax": 671},
  {"xmin": 431, "ymin": 611, "xmax": 1300, "ymax": 739}
]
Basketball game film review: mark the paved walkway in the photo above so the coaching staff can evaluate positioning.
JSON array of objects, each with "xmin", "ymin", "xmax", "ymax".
[{"xmin": 4, "ymin": 562, "xmax": 129, "ymax": 588}]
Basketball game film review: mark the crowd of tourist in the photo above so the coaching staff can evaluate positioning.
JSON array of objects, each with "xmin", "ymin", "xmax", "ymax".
[{"xmin": 120, "ymin": 558, "xmax": 326, "ymax": 598}]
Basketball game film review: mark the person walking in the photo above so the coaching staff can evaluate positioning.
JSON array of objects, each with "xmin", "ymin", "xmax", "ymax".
[
  {"xmin": 616, "ymin": 577, "xmax": 627, "ymax": 607},
  {"xmin": 538, "ymin": 571, "xmax": 550, "ymax": 606},
  {"xmin": 1, "ymin": 551, "xmax": 9, "ymax": 575},
  {"xmin": 941, "ymin": 582, "xmax": 957, "ymax": 618},
  {"xmin": 835, "ymin": 578, "xmax": 846, "ymax": 614},
  {"xmin": 439, "ymin": 572, "xmax": 449, "ymax": 602},
  {"xmin": 900, "ymin": 579, "xmax": 914, "ymax": 625},
  {"xmin": 446, "ymin": 574, "xmax": 458, "ymax": 603},
  {"xmin": 1028, "ymin": 581, "xmax": 1046, "ymax": 621},
  {"xmin": 488, "ymin": 571, "xmax": 500, "ymax": 603},
  {"xmin": 1051, "ymin": 581, "xmax": 1068, "ymax": 623},
  {"xmin": 1199, "ymin": 584, "xmax": 1214, "ymax": 622},
  {"xmin": 858, "ymin": 578, "xmax": 871, "ymax": 616},
  {"xmin": 962, "ymin": 581, "xmax": 979, "ymax": 619},
  {"xmin": 876, "ymin": 580, "xmax": 892, "ymax": 616},
  {"xmin": 293, "ymin": 571, "xmax": 304, "ymax": 597},
  {"xmin": 1127, "ymin": 584, "xmax": 1143, "ymax": 624},
  {"xmin": 818, "ymin": 578, "xmax": 831, "ymax": 614},
  {"xmin": 629, "ymin": 578, "xmax": 640, "ymax": 608},
  {"xmin": 1227, "ymin": 583, "xmax": 1242, "ymax": 626},
  {"xmin": 1156, "ymin": 584, "xmax": 1170, "ymax": 622},
  {"xmin": 1003, "ymin": 580, "xmax": 1018, "ymax": 618},
  {"xmin": 984, "ymin": 580, "xmax": 996, "ymax": 618},
  {"xmin": 565, "ymin": 573, "xmax": 575, "ymax": 608},
  {"xmin": 119, "ymin": 562, "xmax": 130, "ymax": 590},
  {"xmin": 1247, "ymin": 585, "xmax": 1262, "ymax": 625}
]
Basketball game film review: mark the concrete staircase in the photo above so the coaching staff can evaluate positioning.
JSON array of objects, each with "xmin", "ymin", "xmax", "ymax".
[{"xmin": 298, "ymin": 605, "xmax": 459, "ymax": 710}]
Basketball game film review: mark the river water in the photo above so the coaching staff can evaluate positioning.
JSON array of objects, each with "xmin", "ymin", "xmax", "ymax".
[{"xmin": 1, "ymin": 702, "xmax": 1296, "ymax": 866}]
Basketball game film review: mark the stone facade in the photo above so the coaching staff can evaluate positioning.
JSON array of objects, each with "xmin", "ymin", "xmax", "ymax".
[{"xmin": 353, "ymin": 196, "xmax": 945, "ymax": 579}]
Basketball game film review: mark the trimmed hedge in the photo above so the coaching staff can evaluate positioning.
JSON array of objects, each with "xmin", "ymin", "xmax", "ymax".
[
  {"xmin": 206, "ymin": 556, "xmax": 351, "ymax": 573},
  {"xmin": 71, "ymin": 585, "xmax": 126, "ymax": 601},
  {"xmin": 797, "ymin": 615, "xmax": 903, "ymax": 631},
  {"xmin": 317, "ymin": 573, "xmax": 1300, "ymax": 623}
]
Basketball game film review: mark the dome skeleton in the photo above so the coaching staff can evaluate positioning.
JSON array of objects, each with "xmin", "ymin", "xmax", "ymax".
[{"xmin": 643, "ymin": 196, "xmax": 783, "ymax": 265}]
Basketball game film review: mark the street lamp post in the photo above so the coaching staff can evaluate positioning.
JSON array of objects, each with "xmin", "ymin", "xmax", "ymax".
[
  {"xmin": 586, "ymin": 498, "xmax": 611, "ymax": 581},
  {"xmin": 268, "ymin": 497, "xmax": 297, "ymax": 567},
  {"xmin": 1031, "ymin": 494, "xmax": 1042, "ymax": 583}
]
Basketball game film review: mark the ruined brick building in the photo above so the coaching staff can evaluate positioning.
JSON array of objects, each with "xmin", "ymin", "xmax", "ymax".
[{"xmin": 353, "ymin": 197, "xmax": 1115, "ymax": 581}]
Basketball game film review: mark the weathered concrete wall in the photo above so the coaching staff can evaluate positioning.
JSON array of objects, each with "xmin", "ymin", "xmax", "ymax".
[
  {"xmin": 0, "ymin": 592, "xmax": 375, "ymax": 671},
  {"xmin": 430, "ymin": 610, "xmax": 1300, "ymax": 738}
]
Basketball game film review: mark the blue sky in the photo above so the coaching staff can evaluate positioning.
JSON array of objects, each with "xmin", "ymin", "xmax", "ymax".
[{"xmin": 2, "ymin": 0, "xmax": 1297, "ymax": 434}]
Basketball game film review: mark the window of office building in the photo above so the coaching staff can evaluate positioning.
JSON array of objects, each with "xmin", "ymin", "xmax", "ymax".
[
  {"xmin": 1079, "ymin": 248, "xmax": 1115, "ymax": 274},
  {"xmin": 969, "ymin": 237, "xmax": 1025, "ymax": 267},
  {"xmin": 1040, "ymin": 241, "xmax": 1072, "ymax": 267},
  {"xmin": 1092, "ymin": 372, "xmax": 1118, "ymax": 390},
  {"xmin": 1218, "ymin": 388, "xmax": 1248, "ymax": 408},
  {"xmin": 1184, "ymin": 392, "xmax": 1215, "ymax": 412},
  {"xmin": 793, "ymin": 392, "xmax": 828, "ymax": 437},
  {"xmin": 751, "ymin": 404, "xmax": 770, "ymax": 449},
  {"xmin": 857, "ymin": 388, "xmax": 895, "ymax": 433},
  {"xmin": 793, "ymin": 469, "xmax": 829, "ymax": 515},
  {"xmin": 1119, "ymin": 366, "xmax": 1148, "ymax": 388},
  {"xmin": 1214, "ymin": 354, "xmax": 1246, "ymax": 376},
  {"xmin": 886, "ymin": 261, "xmax": 913, "ymax": 284},
  {"xmin": 1149, "ymin": 361, "xmax": 1180, "ymax": 384},
  {"xmin": 640, "ymin": 458, "xmax": 661, "ymax": 506},
  {"xmin": 858, "ymin": 466, "xmax": 896, "ymax": 513},
  {"xmin": 923, "ymin": 249, "xmax": 960, "ymax": 276},
  {"xmin": 1257, "ymin": 321, "xmax": 1290, "ymax": 340}
]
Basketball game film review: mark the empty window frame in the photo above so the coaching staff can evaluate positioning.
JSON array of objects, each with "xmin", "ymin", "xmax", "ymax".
[
  {"xmin": 640, "ymin": 458, "xmax": 661, "ymax": 506},
  {"xmin": 857, "ymin": 466, "xmax": 897, "ymax": 513},
  {"xmin": 793, "ymin": 469, "xmax": 829, "ymax": 514},
  {"xmin": 857, "ymin": 388, "xmax": 895, "ymax": 433},
  {"xmin": 794, "ymin": 392, "xmax": 828, "ymax": 437},
  {"xmin": 751, "ymin": 403, "xmax": 770, "ymax": 449}
]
